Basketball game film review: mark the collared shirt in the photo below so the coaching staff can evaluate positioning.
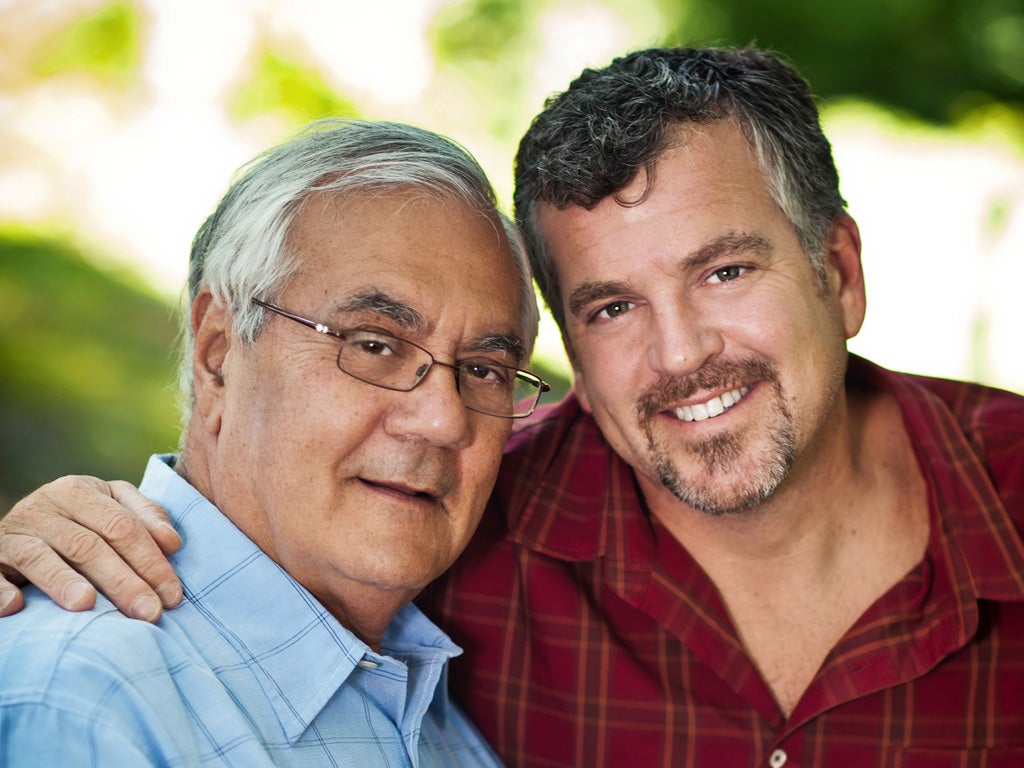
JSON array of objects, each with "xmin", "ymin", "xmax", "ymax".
[
  {"xmin": 420, "ymin": 356, "xmax": 1024, "ymax": 767},
  {"xmin": 0, "ymin": 455, "xmax": 501, "ymax": 768}
]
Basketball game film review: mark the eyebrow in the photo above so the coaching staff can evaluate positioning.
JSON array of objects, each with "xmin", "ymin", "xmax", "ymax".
[
  {"xmin": 688, "ymin": 232, "xmax": 771, "ymax": 270},
  {"xmin": 337, "ymin": 289, "xmax": 525, "ymax": 364},
  {"xmin": 568, "ymin": 280, "xmax": 633, "ymax": 319},
  {"xmin": 466, "ymin": 333, "xmax": 526, "ymax": 365},
  {"xmin": 337, "ymin": 290, "xmax": 424, "ymax": 331},
  {"xmin": 567, "ymin": 231, "xmax": 772, "ymax": 319}
]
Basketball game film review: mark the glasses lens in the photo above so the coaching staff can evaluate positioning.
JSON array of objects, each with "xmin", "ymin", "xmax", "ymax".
[
  {"xmin": 337, "ymin": 330, "xmax": 429, "ymax": 390},
  {"xmin": 459, "ymin": 363, "xmax": 542, "ymax": 417},
  {"xmin": 335, "ymin": 327, "xmax": 544, "ymax": 418}
]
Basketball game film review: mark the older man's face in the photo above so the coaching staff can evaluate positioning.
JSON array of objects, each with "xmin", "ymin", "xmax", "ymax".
[{"xmin": 201, "ymin": 190, "xmax": 522, "ymax": 615}]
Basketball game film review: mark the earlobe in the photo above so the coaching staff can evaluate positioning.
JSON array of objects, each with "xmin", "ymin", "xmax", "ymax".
[
  {"xmin": 191, "ymin": 290, "xmax": 232, "ymax": 433},
  {"xmin": 825, "ymin": 214, "xmax": 867, "ymax": 340}
]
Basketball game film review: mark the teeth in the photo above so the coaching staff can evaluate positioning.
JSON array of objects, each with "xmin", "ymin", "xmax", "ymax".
[{"xmin": 674, "ymin": 385, "xmax": 749, "ymax": 422}]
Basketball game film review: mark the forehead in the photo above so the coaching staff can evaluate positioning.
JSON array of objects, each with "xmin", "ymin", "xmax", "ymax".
[
  {"xmin": 536, "ymin": 120, "xmax": 780, "ymax": 268},
  {"xmin": 285, "ymin": 189, "xmax": 523, "ymax": 341}
]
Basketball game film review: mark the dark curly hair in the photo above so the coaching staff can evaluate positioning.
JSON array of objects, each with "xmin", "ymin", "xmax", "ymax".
[{"xmin": 513, "ymin": 45, "xmax": 847, "ymax": 336}]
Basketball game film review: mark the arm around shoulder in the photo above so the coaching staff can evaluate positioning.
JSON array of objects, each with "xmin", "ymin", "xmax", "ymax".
[{"xmin": 0, "ymin": 475, "xmax": 182, "ymax": 621}]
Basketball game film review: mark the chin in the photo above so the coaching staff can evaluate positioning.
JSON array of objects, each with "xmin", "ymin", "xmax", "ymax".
[
  {"xmin": 359, "ymin": 554, "xmax": 452, "ymax": 593},
  {"xmin": 656, "ymin": 451, "xmax": 793, "ymax": 517},
  {"xmin": 667, "ymin": 481, "xmax": 777, "ymax": 517}
]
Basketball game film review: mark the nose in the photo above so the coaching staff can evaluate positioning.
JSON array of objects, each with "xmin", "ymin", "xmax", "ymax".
[
  {"xmin": 647, "ymin": 302, "xmax": 723, "ymax": 378},
  {"xmin": 383, "ymin": 362, "xmax": 471, "ymax": 447}
]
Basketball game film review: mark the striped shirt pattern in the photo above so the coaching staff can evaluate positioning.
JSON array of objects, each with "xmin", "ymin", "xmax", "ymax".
[{"xmin": 0, "ymin": 455, "xmax": 501, "ymax": 768}]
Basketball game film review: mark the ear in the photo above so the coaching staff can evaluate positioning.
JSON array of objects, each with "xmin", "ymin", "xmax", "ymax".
[
  {"xmin": 823, "ymin": 213, "xmax": 866, "ymax": 340},
  {"xmin": 191, "ymin": 289, "xmax": 232, "ymax": 435}
]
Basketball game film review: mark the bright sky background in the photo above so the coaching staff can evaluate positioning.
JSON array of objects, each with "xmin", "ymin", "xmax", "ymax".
[{"xmin": 1, "ymin": 0, "xmax": 1022, "ymax": 393}]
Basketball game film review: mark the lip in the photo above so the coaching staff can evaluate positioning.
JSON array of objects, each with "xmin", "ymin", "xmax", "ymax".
[
  {"xmin": 667, "ymin": 383, "xmax": 752, "ymax": 423},
  {"xmin": 358, "ymin": 478, "xmax": 441, "ymax": 504}
]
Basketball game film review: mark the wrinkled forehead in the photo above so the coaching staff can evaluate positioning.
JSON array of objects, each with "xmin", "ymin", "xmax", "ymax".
[{"xmin": 286, "ymin": 189, "xmax": 526, "ymax": 357}]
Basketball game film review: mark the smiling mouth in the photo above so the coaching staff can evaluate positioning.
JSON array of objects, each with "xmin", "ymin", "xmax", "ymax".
[{"xmin": 673, "ymin": 385, "xmax": 750, "ymax": 423}]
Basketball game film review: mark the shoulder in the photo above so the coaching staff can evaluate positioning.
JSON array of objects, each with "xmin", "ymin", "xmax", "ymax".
[
  {"xmin": 0, "ymin": 589, "xmax": 186, "ymax": 708},
  {"xmin": 851, "ymin": 356, "xmax": 1024, "ymax": 448},
  {"xmin": 0, "ymin": 594, "xmax": 158, "ymax": 760},
  {"xmin": 0, "ymin": 589, "xmax": 219, "ymax": 764},
  {"xmin": 905, "ymin": 372, "xmax": 1024, "ymax": 441},
  {"xmin": 894, "ymin": 368, "xmax": 1024, "ymax": 463},
  {"xmin": 867, "ymin": 361, "xmax": 1024, "ymax": 519}
]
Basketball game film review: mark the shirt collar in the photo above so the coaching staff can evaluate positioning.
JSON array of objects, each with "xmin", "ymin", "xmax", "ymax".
[
  {"xmin": 499, "ymin": 395, "xmax": 656, "ymax": 598},
  {"xmin": 502, "ymin": 357, "xmax": 1024, "ymax": 605},
  {"xmin": 139, "ymin": 455, "xmax": 462, "ymax": 742},
  {"xmin": 848, "ymin": 356, "xmax": 1024, "ymax": 604},
  {"xmin": 380, "ymin": 598, "xmax": 463, "ymax": 727},
  {"xmin": 502, "ymin": 395, "xmax": 619, "ymax": 560}
]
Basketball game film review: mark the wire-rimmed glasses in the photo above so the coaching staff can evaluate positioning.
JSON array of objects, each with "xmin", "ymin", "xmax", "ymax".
[{"xmin": 252, "ymin": 298, "xmax": 550, "ymax": 418}]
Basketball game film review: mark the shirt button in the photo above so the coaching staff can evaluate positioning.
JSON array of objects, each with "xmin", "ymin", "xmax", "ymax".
[{"xmin": 768, "ymin": 749, "xmax": 787, "ymax": 767}]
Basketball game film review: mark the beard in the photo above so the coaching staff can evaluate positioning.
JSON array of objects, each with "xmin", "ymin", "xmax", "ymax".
[{"xmin": 635, "ymin": 355, "xmax": 797, "ymax": 516}]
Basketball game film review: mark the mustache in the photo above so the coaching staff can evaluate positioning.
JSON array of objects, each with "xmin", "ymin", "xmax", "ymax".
[{"xmin": 635, "ymin": 356, "xmax": 779, "ymax": 423}]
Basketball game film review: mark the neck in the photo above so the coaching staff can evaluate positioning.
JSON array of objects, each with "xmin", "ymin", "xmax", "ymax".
[
  {"xmin": 313, "ymin": 586, "xmax": 419, "ymax": 653},
  {"xmin": 642, "ymin": 386, "xmax": 865, "ymax": 568},
  {"xmin": 641, "ymin": 386, "xmax": 929, "ymax": 715}
]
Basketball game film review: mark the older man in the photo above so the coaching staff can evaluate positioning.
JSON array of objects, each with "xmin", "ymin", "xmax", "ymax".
[
  {"xmin": 3, "ymin": 47, "xmax": 1024, "ymax": 767},
  {"xmin": 0, "ymin": 119, "xmax": 548, "ymax": 766}
]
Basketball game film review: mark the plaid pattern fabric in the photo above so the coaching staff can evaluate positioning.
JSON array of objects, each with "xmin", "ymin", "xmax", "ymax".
[{"xmin": 420, "ymin": 356, "xmax": 1024, "ymax": 767}]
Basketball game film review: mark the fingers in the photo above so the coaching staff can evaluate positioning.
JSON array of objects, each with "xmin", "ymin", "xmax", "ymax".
[
  {"xmin": 108, "ymin": 481, "xmax": 182, "ymax": 555},
  {"xmin": 0, "ymin": 476, "xmax": 182, "ymax": 623},
  {"xmin": 0, "ymin": 573, "xmax": 26, "ymax": 617},
  {"xmin": 0, "ymin": 533, "xmax": 97, "ymax": 615}
]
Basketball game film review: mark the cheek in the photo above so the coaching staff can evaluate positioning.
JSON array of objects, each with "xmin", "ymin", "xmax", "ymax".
[
  {"xmin": 571, "ymin": 334, "xmax": 649, "ymax": 418},
  {"xmin": 460, "ymin": 425, "xmax": 509, "ymax": 497},
  {"xmin": 476, "ymin": 424, "xmax": 511, "ymax": 483}
]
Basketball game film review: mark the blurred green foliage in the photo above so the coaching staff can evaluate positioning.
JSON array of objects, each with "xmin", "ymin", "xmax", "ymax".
[
  {"xmin": 1, "ymin": 0, "xmax": 1021, "ymax": 514},
  {"xmin": 0, "ymin": 232, "xmax": 181, "ymax": 509},
  {"xmin": 657, "ymin": 0, "xmax": 1024, "ymax": 125},
  {"xmin": 30, "ymin": 1, "xmax": 142, "ymax": 87},
  {"xmin": 432, "ymin": 0, "xmax": 1023, "ymax": 135},
  {"xmin": 229, "ymin": 45, "xmax": 362, "ymax": 126}
]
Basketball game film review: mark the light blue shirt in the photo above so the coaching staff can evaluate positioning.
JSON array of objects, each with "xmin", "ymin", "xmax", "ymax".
[{"xmin": 0, "ymin": 455, "xmax": 502, "ymax": 767}]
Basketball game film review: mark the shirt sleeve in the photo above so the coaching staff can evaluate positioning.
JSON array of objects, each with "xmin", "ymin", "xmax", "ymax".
[
  {"xmin": 0, "ymin": 701, "xmax": 156, "ymax": 767},
  {"xmin": 0, "ymin": 598, "xmax": 209, "ymax": 767}
]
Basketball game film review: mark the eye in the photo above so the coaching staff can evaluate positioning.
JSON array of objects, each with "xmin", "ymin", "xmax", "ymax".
[
  {"xmin": 592, "ymin": 300, "xmax": 635, "ymax": 321},
  {"xmin": 707, "ymin": 265, "xmax": 747, "ymax": 284},
  {"xmin": 460, "ymin": 362, "xmax": 511, "ymax": 385},
  {"xmin": 346, "ymin": 330, "xmax": 401, "ymax": 357}
]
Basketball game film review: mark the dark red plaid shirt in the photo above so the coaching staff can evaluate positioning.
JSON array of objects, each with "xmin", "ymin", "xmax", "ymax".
[{"xmin": 420, "ymin": 356, "xmax": 1024, "ymax": 767}]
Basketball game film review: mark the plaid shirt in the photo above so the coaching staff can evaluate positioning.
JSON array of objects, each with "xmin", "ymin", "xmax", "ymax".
[{"xmin": 420, "ymin": 356, "xmax": 1024, "ymax": 767}]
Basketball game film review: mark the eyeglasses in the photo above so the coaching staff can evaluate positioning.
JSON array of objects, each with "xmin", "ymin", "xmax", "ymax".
[{"xmin": 252, "ymin": 299, "xmax": 550, "ymax": 419}]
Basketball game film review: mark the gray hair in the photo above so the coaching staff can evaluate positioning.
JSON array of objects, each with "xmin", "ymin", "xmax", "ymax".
[
  {"xmin": 513, "ymin": 45, "xmax": 847, "ymax": 337},
  {"xmin": 179, "ymin": 118, "xmax": 538, "ymax": 418}
]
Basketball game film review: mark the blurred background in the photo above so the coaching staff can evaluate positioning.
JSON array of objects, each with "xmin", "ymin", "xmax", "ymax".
[{"xmin": 1, "ymin": 0, "xmax": 1022, "ymax": 508}]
